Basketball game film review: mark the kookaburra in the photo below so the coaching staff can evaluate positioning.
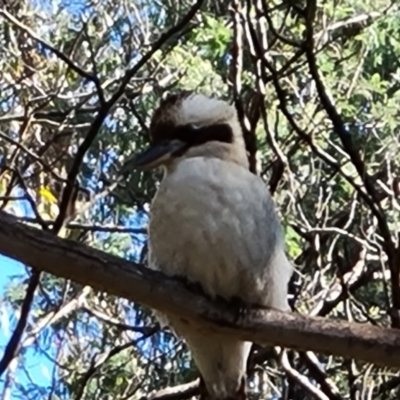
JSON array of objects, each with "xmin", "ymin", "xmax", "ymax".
[{"xmin": 128, "ymin": 92, "xmax": 292, "ymax": 400}]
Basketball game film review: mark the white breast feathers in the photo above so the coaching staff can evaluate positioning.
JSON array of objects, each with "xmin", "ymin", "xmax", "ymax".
[{"xmin": 148, "ymin": 156, "xmax": 292, "ymax": 311}]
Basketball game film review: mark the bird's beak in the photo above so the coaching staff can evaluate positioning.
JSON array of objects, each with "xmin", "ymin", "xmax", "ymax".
[{"xmin": 122, "ymin": 139, "xmax": 186, "ymax": 172}]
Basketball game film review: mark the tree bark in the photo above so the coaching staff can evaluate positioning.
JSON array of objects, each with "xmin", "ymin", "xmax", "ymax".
[{"xmin": 0, "ymin": 210, "xmax": 400, "ymax": 367}]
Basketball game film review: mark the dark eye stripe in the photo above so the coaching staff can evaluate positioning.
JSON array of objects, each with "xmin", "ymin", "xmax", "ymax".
[
  {"xmin": 151, "ymin": 123, "xmax": 234, "ymax": 147},
  {"xmin": 181, "ymin": 124, "xmax": 233, "ymax": 146},
  {"xmin": 170, "ymin": 124, "xmax": 234, "ymax": 157}
]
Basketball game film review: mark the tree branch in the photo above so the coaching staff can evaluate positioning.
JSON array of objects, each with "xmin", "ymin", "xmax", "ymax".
[{"xmin": 0, "ymin": 210, "xmax": 400, "ymax": 368}]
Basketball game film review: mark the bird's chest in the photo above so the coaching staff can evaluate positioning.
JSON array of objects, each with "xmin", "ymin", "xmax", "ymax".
[{"xmin": 147, "ymin": 163, "xmax": 261, "ymax": 300}]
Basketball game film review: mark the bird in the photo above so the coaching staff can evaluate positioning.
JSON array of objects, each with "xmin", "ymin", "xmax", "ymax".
[{"xmin": 127, "ymin": 91, "xmax": 293, "ymax": 400}]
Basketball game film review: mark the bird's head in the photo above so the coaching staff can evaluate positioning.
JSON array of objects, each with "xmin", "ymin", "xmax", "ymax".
[{"xmin": 125, "ymin": 92, "xmax": 249, "ymax": 172}]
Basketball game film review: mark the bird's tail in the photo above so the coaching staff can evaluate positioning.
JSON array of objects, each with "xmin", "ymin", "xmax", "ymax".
[
  {"xmin": 199, "ymin": 376, "xmax": 247, "ymax": 400},
  {"xmin": 168, "ymin": 316, "xmax": 251, "ymax": 400},
  {"xmin": 177, "ymin": 330, "xmax": 251, "ymax": 400}
]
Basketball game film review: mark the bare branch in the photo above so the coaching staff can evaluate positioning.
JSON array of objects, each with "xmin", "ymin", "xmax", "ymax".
[
  {"xmin": 0, "ymin": 271, "xmax": 39, "ymax": 378},
  {"xmin": 75, "ymin": 329, "xmax": 157, "ymax": 400},
  {"xmin": 53, "ymin": 0, "xmax": 204, "ymax": 233},
  {"xmin": 1, "ymin": 210, "xmax": 400, "ymax": 368},
  {"xmin": 304, "ymin": 0, "xmax": 400, "ymax": 325},
  {"xmin": 279, "ymin": 349, "xmax": 330, "ymax": 400},
  {"xmin": 0, "ymin": 8, "xmax": 101, "ymax": 86},
  {"xmin": 15, "ymin": 216, "xmax": 147, "ymax": 234},
  {"xmin": 0, "ymin": 130, "xmax": 67, "ymax": 183}
]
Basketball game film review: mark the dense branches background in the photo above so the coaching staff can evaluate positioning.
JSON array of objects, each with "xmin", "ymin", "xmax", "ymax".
[{"xmin": 0, "ymin": 0, "xmax": 399, "ymax": 399}]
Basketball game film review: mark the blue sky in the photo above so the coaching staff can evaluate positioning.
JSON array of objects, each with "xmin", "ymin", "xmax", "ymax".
[{"xmin": 0, "ymin": 255, "xmax": 57, "ymax": 398}]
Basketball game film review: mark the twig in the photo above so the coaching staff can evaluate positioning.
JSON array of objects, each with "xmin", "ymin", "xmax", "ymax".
[
  {"xmin": 82, "ymin": 307, "xmax": 156, "ymax": 333},
  {"xmin": 279, "ymin": 349, "xmax": 330, "ymax": 400},
  {"xmin": 74, "ymin": 328, "xmax": 157, "ymax": 400},
  {"xmin": 0, "ymin": 9, "xmax": 101, "ymax": 86},
  {"xmin": 304, "ymin": 0, "xmax": 399, "ymax": 326},
  {"xmin": 0, "ymin": 130, "xmax": 67, "ymax": 183},
  {"xmin": 15, "ymin": 216, "xmax": 147, "ymax": 234},
  {"xmin": 53, "ymin": 0, "xmax": 204, "ymax": 233}
]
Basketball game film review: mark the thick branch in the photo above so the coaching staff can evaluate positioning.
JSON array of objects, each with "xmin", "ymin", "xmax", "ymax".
[{"xmin": 0, "ymin": 210, "xmax": 400, "ymax": 367}]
